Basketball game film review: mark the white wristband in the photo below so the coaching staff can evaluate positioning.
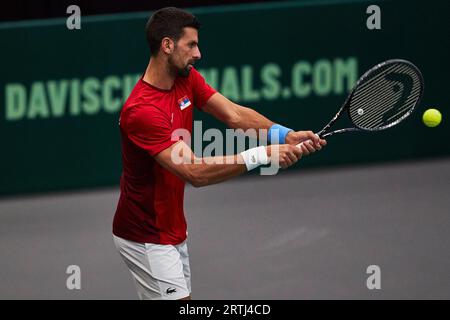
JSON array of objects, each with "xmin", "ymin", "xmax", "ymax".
[{"xmin": 240, "ymin": 146, "xmax": 269, "ymax": 171}]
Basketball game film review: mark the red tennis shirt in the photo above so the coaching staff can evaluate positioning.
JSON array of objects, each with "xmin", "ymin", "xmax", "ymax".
[{"xmin": 113, "ymin": 67, "xmax": 216, "ymax": 244}]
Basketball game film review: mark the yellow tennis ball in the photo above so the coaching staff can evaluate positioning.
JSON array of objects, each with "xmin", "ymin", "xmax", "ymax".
[{"xmin": 422, "ymin": 109, "xmax": 442, "ymax": 127}]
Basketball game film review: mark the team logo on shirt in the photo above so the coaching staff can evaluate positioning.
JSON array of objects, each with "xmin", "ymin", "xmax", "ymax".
[{"xmin": 178, "ymin": 96, "xmax": 192, "ymax": 110}]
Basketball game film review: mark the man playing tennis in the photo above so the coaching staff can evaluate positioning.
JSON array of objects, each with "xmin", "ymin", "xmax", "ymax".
[{"xmin": 112, "ymin": 7, "xmax": 327, "ymax": 300}]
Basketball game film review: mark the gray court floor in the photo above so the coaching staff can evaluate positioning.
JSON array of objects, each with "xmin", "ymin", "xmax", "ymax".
[{"xmin": 0, "ymin": 157, "xmax": 449, "ymax": 299}]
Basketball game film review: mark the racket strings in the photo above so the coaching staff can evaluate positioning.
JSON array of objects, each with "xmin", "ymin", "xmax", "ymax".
[
  {"xmin": 349, "ymin": 62, "xmax": 422, "ymax": 130},
  {"xmin": 352, "ymin": 63, "xmax": 402, "ymax": 98},
  {"xmin": 376, "ymin": 76, "xmax": 420, "ymax": 124},
  {"xmin": 353, "ymin": 65, "xmax": 420, "ymax": 120},
  {"xmin": 353, "ymin": 70, "xmax": 420, "ymax": 127},
  {"xmin": 351, "ymin": 64, "xmax": 410, "ymax": 104},
  {"xmin": 358, "ymin": 76, "xmax": 420, "ymax": 128}
]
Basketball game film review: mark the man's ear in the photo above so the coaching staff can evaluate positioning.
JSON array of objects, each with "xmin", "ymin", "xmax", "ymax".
[{"xmin": 161, "ymin": 37, "xmax": 174, "ymax": 54}]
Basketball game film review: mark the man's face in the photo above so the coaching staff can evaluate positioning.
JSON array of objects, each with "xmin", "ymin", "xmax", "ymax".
[{"xmin": 168, "ymin": 27, "xmax": 201, "ymax": 77}]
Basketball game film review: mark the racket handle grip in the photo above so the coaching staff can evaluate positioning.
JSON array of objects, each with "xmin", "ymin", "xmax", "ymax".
[
  {"xmin": 295, "ymin": 133, "xmax": 320, "ymax": 149},
  {"xmin": 296, "ymin": 141, "xmax": 310, "ymax": 149}
]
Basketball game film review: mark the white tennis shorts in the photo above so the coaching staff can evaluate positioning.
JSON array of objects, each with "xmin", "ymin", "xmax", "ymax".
[{"xmin": 113, "ymin": 235, "xmax": 191, "ymax": 300}]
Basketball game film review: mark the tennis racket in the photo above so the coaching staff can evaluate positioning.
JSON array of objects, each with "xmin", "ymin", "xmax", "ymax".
[{"xmin": 297, "ymin": 59, "xmax": 424, "ymax": 148}]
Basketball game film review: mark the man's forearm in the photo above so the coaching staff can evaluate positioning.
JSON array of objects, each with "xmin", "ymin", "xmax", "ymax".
[
  {"xmin": 185, "ymin": 155, "xmax": 247, "ymax": 187},
  {"xmin": 162, "ymin": 141, "xmax": 265, "ymax": 187},
  {"xmin": 229, "ymin": 105, "xmax": 274, "ymax": 134},
  {"xmin": 228, "ymin": 105, "xmax": 294, "ymax": 144}
]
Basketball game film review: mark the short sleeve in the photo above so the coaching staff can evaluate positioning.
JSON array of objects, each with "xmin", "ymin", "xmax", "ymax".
[
  {"xmin": 191, "ymin": 68, "xmax": 217, "ymax": 109},
  {"xmin": 125, "ymin": 107, "xmax": 178, "ymax": 157}
]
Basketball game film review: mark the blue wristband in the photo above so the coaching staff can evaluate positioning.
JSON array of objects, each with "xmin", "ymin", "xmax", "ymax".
[{"xmin": 268, "ymin": 124, "xmax": 293, "ymax": 144}]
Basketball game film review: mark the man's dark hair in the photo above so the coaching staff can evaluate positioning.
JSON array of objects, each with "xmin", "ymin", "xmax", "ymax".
[{"xmin": 145, "ymin": 7, "xmax": 200, "ymax": 56}]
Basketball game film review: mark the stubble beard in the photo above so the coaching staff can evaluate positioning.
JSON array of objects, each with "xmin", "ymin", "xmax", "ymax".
[
  {"xmin": 177, "ymin": 64, "xmax": 192, "ymax": 78},
  {"xmin": 168, "ymin": 55, "xmax": 191, "ymax": 78}
]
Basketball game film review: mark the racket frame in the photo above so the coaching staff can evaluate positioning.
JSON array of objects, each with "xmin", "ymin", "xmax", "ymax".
[{"xmin": 317, "ymin": 59, "xmax": 424, "ymax": 139}]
